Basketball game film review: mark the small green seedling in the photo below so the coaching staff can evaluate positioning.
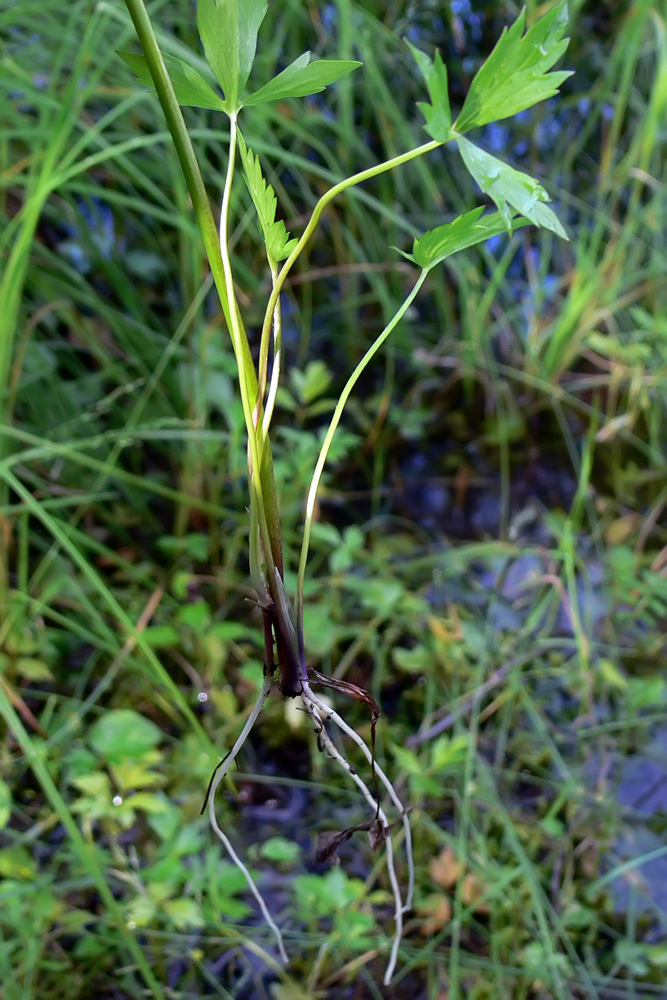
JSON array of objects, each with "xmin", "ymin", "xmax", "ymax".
[{"xmin": 119, "ymin": 0, "xmax": 571, "ymax": 984}]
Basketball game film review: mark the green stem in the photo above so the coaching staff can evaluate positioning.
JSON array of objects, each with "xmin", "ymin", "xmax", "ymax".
[
  {"xmin": 295, "ymin": 269, "xmax": 428, "ymax": 646},
  {"xmin": 123, "ymin": 0, "xmax": 228, "ymax": 314},
  {"xmin": 217, "ymin": 115, "xmax": 259, "ymax": 455},
  {"xmin": 121, "ymin": 0, "xmax": 260, "ymax": 420},
  {"xmin": 217, "ymin": 117, "xmax": 281, "ymax": 583},
  {"xmin": 258, "ymin": 140, "xmax": 441, "ymax": 385},
  {"xmin": 122, "ymin": 0, "xmax": 287, "ymax": 607},
  {"xmin": 217, "ymin": 121, "xmax": 298, "ymax": 691},
  {"xmin": 256, "ymin": 260, "xmax": 278, "ymax": 433},
  {"xmin": 261, "ymin": 263, "xmax": 282, "ymax": 441}
]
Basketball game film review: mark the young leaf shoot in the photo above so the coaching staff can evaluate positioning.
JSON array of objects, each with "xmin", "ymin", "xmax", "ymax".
[
  {"xmin": 407, "ymin": 42, "xmax": 452, "ymax": 142},
  {"xmin": 237, "ymin": 132, "xmax": 298, "ymax": 263}
]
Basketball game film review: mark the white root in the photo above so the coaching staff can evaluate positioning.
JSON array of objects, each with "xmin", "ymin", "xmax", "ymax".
[
  {"xmin": 303, "ymin": 684, "xmax": 415, "ymax": 912},
  {"xmin": 205, "ymin": 672, "xmax": 411, "ymax": 984},
  {"xmin": 301, "ymin": 681, "xmax": 405, "ymax": 985},
  {"xmin": 206, "ymin": 673, "xmax": 288, "ymax": 964}
]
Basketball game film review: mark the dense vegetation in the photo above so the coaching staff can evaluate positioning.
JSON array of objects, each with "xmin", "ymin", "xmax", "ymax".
[{"xmin": 2, "ymin": 1, "xmax": 667, "ymax": 998}]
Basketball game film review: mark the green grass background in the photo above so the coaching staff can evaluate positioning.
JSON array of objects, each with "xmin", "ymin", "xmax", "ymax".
[{"xmin": 2, "ymin": 0, "xmax": 667, "ymax": 997}]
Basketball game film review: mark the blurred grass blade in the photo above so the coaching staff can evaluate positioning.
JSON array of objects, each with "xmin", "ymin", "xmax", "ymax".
[
  {"xmin": 0, "ymin": 6, "xmax": 107, "ymax": 423},
  {"xmin": 0, "ymin": 464, "xmax": 207, "ymax": 740}
]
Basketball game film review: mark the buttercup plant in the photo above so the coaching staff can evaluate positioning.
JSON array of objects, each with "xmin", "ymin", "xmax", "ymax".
[{"xmin": 120, "ymin": 0, "xmax": 571, "ymax": 984}]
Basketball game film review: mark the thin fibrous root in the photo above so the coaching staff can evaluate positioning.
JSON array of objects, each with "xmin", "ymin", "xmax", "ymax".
[
  {"xmin": 301, "ymin": 683, "xmax": 403, "ymax": 986},
  {"xmin": 204, "ymin": 673, "xmax": 409, "ymax": 981},
  {"xmin": 206, "ymin": 673, "xmax": 288, "ymax": 964},
  {"xmin": 303, "ymin": 684, "xmax": 415, "ymax": 913}
]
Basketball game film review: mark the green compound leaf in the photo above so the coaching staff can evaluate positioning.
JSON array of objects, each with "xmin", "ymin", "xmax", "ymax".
[
  {"xmin": 238, "ymin": 131, "xmax": 298, "ymax": 263},
  {"xmin": 458, "ymin": 137, "xmax": 568, "ymax": 239},
  {"xmin": 244, "ymin": 51, "xmax": 362, "ymax": 107},
  {"xmin": 407, "ymin": 41, "xmax": 451, "ymax": 142},
  {"xmin": 197, "ymin": 0, "xmax": 268, "ymax": 112},
  {"xmin": 409, "ymin": 206, "xmax": 530, "ymax": 270},
  {"xmin": 119, "ymin": 50, "xmax": 226, "ymax": 111},
  {"xmin": 455, "ymin": 1, "xmax": 572, "ymax": 134}
]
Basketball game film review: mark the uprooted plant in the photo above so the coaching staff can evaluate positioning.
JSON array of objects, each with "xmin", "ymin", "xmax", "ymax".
[{"xmin": 120, "ymin": 0, "xmax": 571, "ymax": 983}]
